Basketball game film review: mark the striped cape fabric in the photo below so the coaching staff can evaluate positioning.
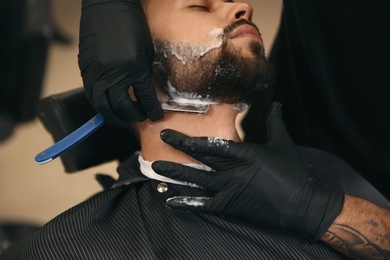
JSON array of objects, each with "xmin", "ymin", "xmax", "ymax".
[{"xmin": 3, "ymin": 147, "xmax": 389, "ymax": 259}]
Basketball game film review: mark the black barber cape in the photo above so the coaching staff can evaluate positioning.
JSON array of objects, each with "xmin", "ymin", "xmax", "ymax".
[{"xmin": 3, "ymin": 147, "xmax": 389, "ymax": 259}]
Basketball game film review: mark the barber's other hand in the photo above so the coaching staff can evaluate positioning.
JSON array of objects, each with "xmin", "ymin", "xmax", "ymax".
[
  {"xmin": 79, "ymin": 0, "xmax": 163, "ymax": 128},
  {"xmin": 152, "ymin": 102, "xmax": 344, "ymax": 242}
]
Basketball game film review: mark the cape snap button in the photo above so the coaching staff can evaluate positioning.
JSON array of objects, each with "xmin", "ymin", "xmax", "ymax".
[{"xmin": 157, "ymin": 183, "xmax": 169, "ymax": 193}]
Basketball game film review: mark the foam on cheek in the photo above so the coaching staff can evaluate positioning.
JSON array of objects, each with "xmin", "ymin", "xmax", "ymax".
[
  {"xmin": 155, "ymin": 28, "xmax": 226, "ymax": 105},
  {"xmin": 157, "ymin": 27, "xmax": 225, "ymax": 65}
]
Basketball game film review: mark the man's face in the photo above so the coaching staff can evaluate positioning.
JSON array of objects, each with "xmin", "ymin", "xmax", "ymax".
[{"xmin": 144, "ymin": 0, "xmax": 274, "ymax": 106}]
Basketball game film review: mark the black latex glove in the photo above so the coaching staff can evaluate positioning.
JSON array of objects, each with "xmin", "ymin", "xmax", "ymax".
[
  {"xmin": 152, "ymin": 102, "xmax": 344, "ymax": 242},
  {"xmin": 79, "ymin": 0, "xmax": 163, "ymax": 127}
]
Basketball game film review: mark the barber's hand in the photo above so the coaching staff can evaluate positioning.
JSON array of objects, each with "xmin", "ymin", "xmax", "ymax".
[
  {"xmin": 152, "ymin": 102, "xmax": 344, "ymax": 242},
  {"xmin": 79, "ymin": 0, "xmax": 163, "ymax": 128}
]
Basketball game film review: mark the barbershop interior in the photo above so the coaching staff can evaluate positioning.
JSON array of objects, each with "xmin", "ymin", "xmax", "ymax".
[{"xmin": 1, "ymin": 0, "xmax": 389, "ymax": 258}]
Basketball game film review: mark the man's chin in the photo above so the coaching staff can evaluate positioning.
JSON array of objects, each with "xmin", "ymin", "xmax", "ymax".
[{"xmin": 228, "ymin": 40, "xmax": 265, "ymax": 59}]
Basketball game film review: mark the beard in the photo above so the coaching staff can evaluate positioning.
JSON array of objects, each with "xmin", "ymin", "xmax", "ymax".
[{"xmin": 153, "ymin": 20, "xmax": 275, "ymax": 105}]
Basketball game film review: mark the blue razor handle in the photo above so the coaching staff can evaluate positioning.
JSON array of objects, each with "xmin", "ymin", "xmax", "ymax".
[{"xmin": 35, "ymin": 114, "xmax": 105, "ymax": 165}]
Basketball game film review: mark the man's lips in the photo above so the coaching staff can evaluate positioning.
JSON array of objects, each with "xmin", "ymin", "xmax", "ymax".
[{"xmin": 230, "ymin": 25, "xmax": 261, "ymax": 41}]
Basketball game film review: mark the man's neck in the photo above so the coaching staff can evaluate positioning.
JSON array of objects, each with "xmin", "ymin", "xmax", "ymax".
[{"xmin": 135, "ymin": 104, "xmax": 241, "ymax": 164}]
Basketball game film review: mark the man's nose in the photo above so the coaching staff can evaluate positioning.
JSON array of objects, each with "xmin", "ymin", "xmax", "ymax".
[{"xmin": 226, "ymin": 3, "xmax": 253, "ymax": 23}]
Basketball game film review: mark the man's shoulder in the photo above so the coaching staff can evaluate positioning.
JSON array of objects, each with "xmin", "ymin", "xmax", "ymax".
[
  {"xmin": 297, "ymin": 145, "xmax": 364, "ymax": 186},
  {"xmin": 1, "ymin": 182, "xmax": 146, "ymax": 259},
  {"xmin": 2, "ymin": 153, "xmax": 149, "ymax": 259},
  {"xmin": 297, "ymin": 146, "xmax": 353, "ymax": 170}
]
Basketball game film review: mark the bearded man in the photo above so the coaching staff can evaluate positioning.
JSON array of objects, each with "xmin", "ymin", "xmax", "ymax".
[{"xmin": 3, "ymin": 1, "xmax": 389, "ymax": 259}]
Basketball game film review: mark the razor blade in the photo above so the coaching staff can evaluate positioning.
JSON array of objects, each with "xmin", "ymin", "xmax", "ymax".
[{"xmin": 161, "ymin": 101, "xmax": 210, "ymax": 114}]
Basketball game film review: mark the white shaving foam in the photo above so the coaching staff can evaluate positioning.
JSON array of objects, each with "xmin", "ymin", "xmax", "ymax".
[
  {"xmin": 154, "ymin": 28, "xmax": 225, "ymax": 65},
  {"xmin": 207, "ymin": 137, "xmax": 229, "ymax": 148},
  {"xmin": 167, "ymin": 196, "xmax": 211, "ymax": 207},
  {"xmin": 233, "ymin": 103, "xmax": 249, "ymax": 113},
  {"xmin": 167, "ymin": 81, "xmax": 217, "ymax": 106}
]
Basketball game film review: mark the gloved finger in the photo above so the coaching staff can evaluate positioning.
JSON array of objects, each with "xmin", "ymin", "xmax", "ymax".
[
  {"xmin": 152, "ymin": 161, "xmax": 223, "ymax": 191},
  {"xmin": 160, "ymin": 129, "xmax": 241, "ymax": 160},
  {"xmin": 132, "ymin": 68, "xmax": 164, "ymax": 122},
  {"xmin": 266, "ymin": 101, "xmax": 294, "ymax": 146},
  {"xmin": 159, "ymin": 129, "xmax": 241, "ymax": 170},
  {"xmin": 107, "ymin": 81, "xmax": 146, "ymax": 122},
  {"xmin": 93, "ymin": 88, "xmax": 133, "ymax": 128},
  {"xmin": 166, "ymin": 196, "xmax": 212, "ymax": 213}
]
